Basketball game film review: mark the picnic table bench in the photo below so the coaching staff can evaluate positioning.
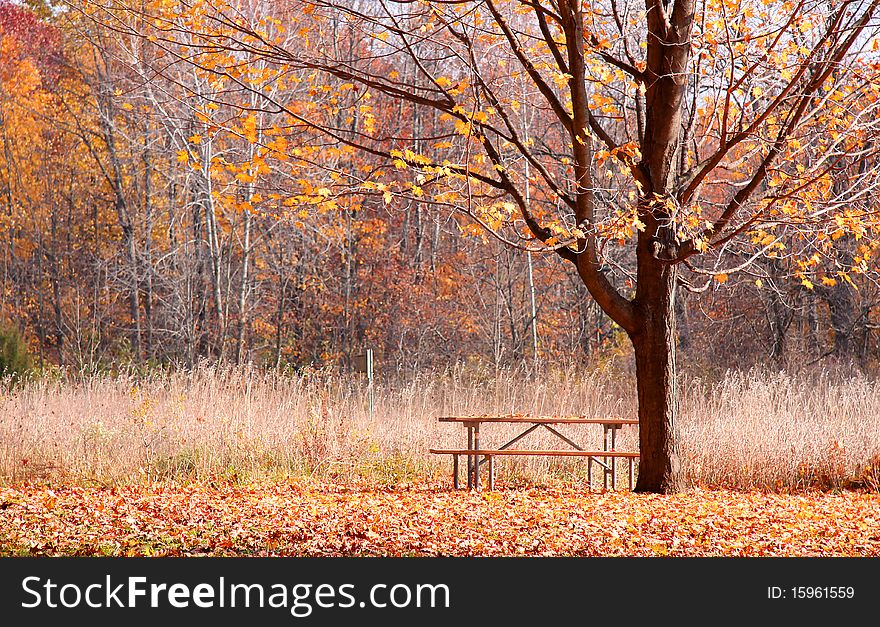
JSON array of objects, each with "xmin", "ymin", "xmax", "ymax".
[{"xmin": 430, "ymin": 414, "xmax": 639, "ymax": 491}]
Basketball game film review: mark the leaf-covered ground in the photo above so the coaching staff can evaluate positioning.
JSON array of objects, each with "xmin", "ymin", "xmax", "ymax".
[{"xmin": 1, "ymin": 482, "xmax": 879, "ymax": 556}]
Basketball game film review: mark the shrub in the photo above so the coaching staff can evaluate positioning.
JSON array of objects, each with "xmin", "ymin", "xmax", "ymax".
[{"xmin": 0, "ymin": 323, "xmax": 33, "ymax": 383}]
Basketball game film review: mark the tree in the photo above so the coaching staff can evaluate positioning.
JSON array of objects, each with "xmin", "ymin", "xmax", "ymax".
[
  {"xmin": 84, "ymin": 0, "xmax": 880, "ymax": 491},
  {"xmin": 0, "ymin": 321, "xmax": 32, "ymax": 382},
  {"xmin": 0, "ymin": 0, "xmax": 102, "ymax": 368}
]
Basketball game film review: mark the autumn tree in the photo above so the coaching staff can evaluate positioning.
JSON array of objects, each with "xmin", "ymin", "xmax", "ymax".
[{"xmin": 0, "ymin": 0, "xmax": 102, "ymax": 367}]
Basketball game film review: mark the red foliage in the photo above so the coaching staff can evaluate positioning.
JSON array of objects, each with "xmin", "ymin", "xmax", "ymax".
[{"xmin": 0, "ymin": 2, "xmax": 62, "ymax": 75}]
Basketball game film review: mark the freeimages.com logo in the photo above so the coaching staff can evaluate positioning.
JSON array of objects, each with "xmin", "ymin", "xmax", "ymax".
[{"xmin": 21, "ymin": 576, "xmax": 450, "ymax": 617}]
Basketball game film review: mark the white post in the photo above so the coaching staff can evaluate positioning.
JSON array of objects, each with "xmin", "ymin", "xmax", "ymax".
[{"xmin": 366, "ymin": 348, "xmax": 374, "ymax": 420}]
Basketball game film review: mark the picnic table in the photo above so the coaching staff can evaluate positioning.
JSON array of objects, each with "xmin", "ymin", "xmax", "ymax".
[{"xmin": 430, "ymin": 414, "xmax": 640, "ymax": 491}]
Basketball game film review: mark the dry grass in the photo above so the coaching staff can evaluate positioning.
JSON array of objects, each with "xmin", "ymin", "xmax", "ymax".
[
  {"xmin": 1, "ymin": 361, "xmax": 878, "ymax": 491},
  {"xmin": 678, "ymin": 367, "xmax": 880, "ymax": 491}
]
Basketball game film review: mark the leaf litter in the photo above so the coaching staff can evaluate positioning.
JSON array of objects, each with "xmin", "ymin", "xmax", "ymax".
[{"xmin": 1, "ymin": 482, "xmax": 878, "ymax": 556}]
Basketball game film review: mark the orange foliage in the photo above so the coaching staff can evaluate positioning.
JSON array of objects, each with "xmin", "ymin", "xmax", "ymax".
[{"xmin": 2, "ymin": 482, "xmax": 879, "ymax": 556}]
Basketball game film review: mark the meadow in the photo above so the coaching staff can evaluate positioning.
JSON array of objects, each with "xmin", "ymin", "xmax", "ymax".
[{"xmin": 3, "ymin": 361, "xmax": 879, "ymax": 492}]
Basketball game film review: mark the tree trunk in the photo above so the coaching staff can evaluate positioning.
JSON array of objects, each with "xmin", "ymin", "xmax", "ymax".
[
  {"xmin": 235, "ymin": 207, "xmax": 252, "ymax": 364},
  {"xmin": 818, "ymin": 280, "xmax": 858, "ymax": 359},
  {"xmin": 123, "ymin": 225, "xmax": 142, "ymax": 362},
  {"xmin": 631, "ymin": 256, "xmax": 679, "ymax": 493},
  {"xmin": 765, "ymin": 287, "xmax": 790, "ymax": 363},
  {"xmin": 143, "ymin": 135, "xmax": 154, "ymax": 360},
  {"xmin": 274, "ymin": 275, "xmax": 287, "ymax": 369}
]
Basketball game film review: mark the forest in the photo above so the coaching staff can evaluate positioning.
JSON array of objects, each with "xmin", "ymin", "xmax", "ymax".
[{"xmin": 2, "ymin": 0, "xmax": 878, "ymax": 375}]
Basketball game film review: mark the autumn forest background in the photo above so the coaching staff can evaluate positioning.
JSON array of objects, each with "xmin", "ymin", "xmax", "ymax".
[{"xmin": 3, "ymin": 0, "xmax": 880, "ymax": 555}]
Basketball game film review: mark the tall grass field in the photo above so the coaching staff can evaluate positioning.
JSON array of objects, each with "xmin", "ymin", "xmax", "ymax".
[{"xmin": 2, "ymin": 362, "xmax": 879, "ymax": 491}]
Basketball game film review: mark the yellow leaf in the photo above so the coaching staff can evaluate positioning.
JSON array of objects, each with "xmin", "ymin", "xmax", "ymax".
[
  {"xmin": 650, "ymin": 541, "xmax": 668, "ymax": 556},
  {"xmin": 802, "ymin": 278, "xmax": 814, "ymax": 290},
  {"xmin": 714, "ymin": 273, "xmax": 729, "ymax": 284},
  {"xmin": 553, "ymin": 72, "xmax": 572, "ymax": 88}
]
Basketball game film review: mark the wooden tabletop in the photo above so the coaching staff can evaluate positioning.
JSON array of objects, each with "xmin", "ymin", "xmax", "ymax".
[{"xmin": 438, "ymin": 415, "xmax": 639, "ymax": 425}]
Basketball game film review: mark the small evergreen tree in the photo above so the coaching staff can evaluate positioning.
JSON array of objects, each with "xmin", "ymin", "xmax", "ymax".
[{"xmin": 0, "ymin": 323, "xmax": 33, "ymax": 382}]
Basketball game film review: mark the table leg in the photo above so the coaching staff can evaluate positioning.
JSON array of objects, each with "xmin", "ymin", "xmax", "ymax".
[
  {"xmin": 611, "ymin": 426, "xmax": 618, "ymax": 490},
  {"xmin": 603, "ymin": 425, "xmax": 609, "ymax": 491},
  {"xmin": 467, "ymin": 426, "xmax": 474, "ymax": 489},
  {"xmin": 453, "ymin": 454, "xmax": 460, "ymax": 490},
  {"xmin": 488, "ymin": 455, "xmax": 494, "ymax": 490},
  {"xmin": 587, "ymin": 457, "xmax": 593, "ymax": 491},
  {"xmin": 474, "ymin": 423, "xmax": 481, "ymax": 490}
]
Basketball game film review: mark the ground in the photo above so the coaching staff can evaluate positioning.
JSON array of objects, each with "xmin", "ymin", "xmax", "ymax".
[{"xmin": 1, "ymin": 481, "xmax": 878, "ymax": 556}]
